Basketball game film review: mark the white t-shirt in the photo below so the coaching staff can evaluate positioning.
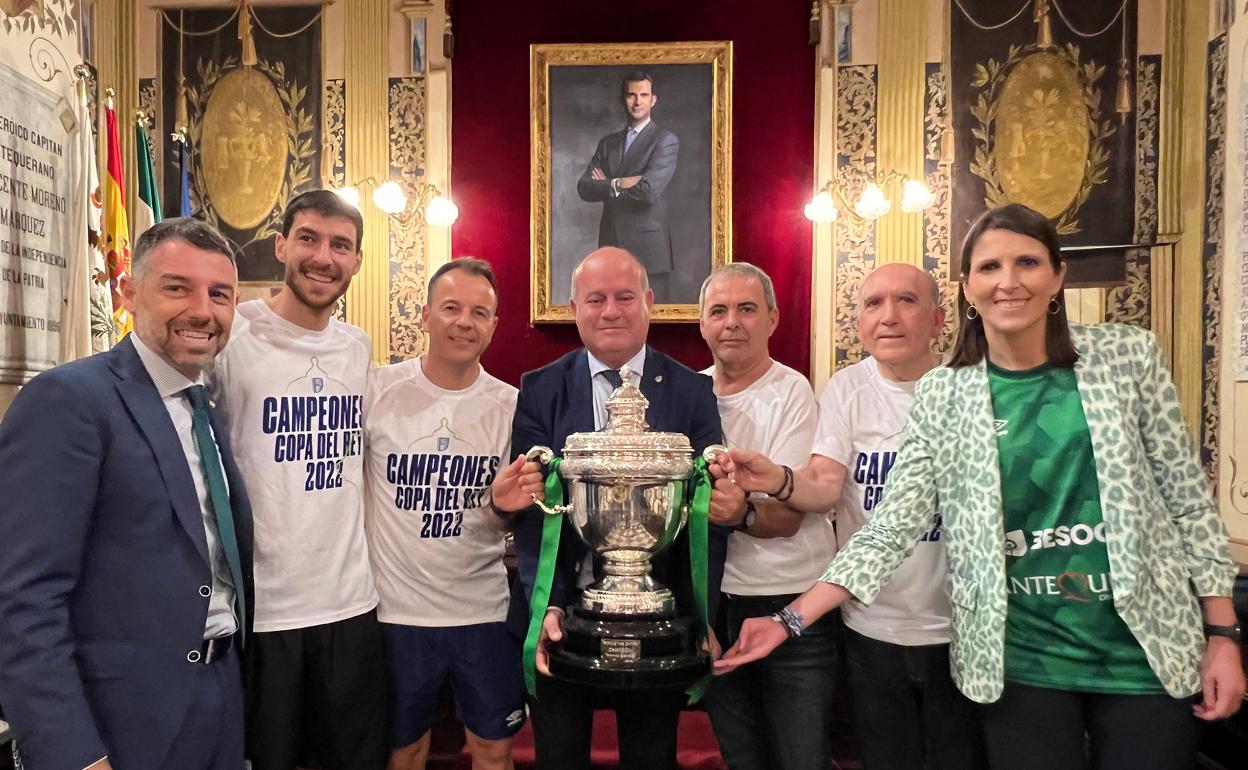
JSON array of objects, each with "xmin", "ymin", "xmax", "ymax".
[
  {"xmin": 364, "ymin": 357, "xmax": 516, "ymax": 626},
  {"xmin": 812, "ymin": 356, "xmax": 951, "ymax": 646},
  {"xmin": 703, "ymin": 361, "xmax": 836, "ymax": 595},
  {"xmin": 209, "ymin": 299, "xmax": 378, "ymax": 633}
]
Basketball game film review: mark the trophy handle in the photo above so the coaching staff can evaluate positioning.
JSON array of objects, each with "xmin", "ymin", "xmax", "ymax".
[
  {"xmin": 525, "ymin": 445, "xmax": 571, "ymax": 516},
  {"xmin": 701, "ymin": 444, "xmax": 728, "ymax": 464}
]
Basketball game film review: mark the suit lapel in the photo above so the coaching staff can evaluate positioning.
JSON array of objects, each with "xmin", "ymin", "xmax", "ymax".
[
  {"xmin": 639, "ymin": 346, "xmax": 668, "ymax": 430},
  {"xmin": 110, "ymin": 339, "xmax": 212, "ymax": 567},
  {"xmin": 621, "ymin": 123, "xmax": 657, "ymax": 172},
  {"xmin": 563, "ymin": 350, "xmax": 596, "ymax": 442}
]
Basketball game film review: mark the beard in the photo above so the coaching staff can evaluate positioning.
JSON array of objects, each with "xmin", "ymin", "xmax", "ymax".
[{"xmin": 286, "ymin": 267, "xmax": 348, "ymax": 312}]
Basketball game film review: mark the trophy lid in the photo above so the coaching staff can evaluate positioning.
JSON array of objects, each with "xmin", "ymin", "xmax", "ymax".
[{"xmin": 560, "ymin": 365, "xmax": 693, "ymax": 477}]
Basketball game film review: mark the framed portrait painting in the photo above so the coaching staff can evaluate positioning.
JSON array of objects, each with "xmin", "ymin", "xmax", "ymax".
[{"xmin": 530, "ymin": 41, "xmax": 732, "ymax": 322}]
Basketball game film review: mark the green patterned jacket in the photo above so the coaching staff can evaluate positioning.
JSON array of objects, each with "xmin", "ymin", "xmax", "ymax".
[{"xmin": 821, "ymin": 323, "xmax": 1236, "ymax": 703}]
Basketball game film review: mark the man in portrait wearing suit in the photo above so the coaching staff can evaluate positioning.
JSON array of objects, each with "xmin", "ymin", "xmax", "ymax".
[
  {"xmin": 0, "ymin": 218, "xmax": 253, "ymax": 770},
  {"xmin": 491, "ymin": 246, "xmax": 728, "ymax": 769},
  {"xmin": 577, "ymin": 72, "xmax": 680, "ymax": 303}
]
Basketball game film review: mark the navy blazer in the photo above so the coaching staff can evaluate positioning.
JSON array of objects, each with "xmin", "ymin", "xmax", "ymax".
[
  {"xmin": 0, "ymin": 337, "xmax": 254, "ymax": 770},
  {"xmin": 507, "ymin": 346, "xmax": 727, "ymax": 637},
  {"xmin": 576, "ymin": 121, "xmax": 679, "ymax": 275}
]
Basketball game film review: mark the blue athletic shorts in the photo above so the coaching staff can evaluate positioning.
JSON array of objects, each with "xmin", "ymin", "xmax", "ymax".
[{"xmin": 384, "ymin": 622, "xmax": 526, "ymax": 746}]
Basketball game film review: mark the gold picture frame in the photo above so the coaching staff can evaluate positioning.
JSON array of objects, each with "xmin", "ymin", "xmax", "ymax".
[{"xmin": 530, "ymin": 41, "xmax": 733, "ymax": 323}]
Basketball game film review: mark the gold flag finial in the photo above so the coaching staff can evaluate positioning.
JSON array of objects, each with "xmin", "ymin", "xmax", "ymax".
[
  {"xmin": 1034, "ymin": 0, "xmax": 1053, "ymax": 48},
  {"xmin": 239, "ymin": 1, "xmax": 259, "ymax": 67}
]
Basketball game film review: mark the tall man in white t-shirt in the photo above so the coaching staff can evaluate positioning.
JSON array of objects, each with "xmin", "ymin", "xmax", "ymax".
[
  {"xmin": 696, "ymin": 263, "xmax": 838, "ymax": 770},
  {"xmin": 725, "ymin": 263, "xmax": 984, "ymax": 769},
  {"xmin": 210, "ymin": 190, "xmax": 387, "ymax": 770},
  {"xmin": 364, "ymin": 258, "xmax": 524, "ymax": 770}
]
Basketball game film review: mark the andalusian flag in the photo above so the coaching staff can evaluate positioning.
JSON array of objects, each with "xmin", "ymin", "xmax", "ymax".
[
  {"xmin": 103, "ymin": 99, "xmax": 132, "ymax": 338},
  {"xmin": 134, "ymin": 115, "xmax": 162, "ymax": 239}
]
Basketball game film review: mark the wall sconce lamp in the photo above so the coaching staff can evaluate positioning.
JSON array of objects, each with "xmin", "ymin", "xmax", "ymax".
[
  {"xmin": 804, "ymin": 170, "xmax": 936, "ymax": 223},
  {"xmin": 332, "ymin": 178, "xmax": 459, "ymax": 227}
]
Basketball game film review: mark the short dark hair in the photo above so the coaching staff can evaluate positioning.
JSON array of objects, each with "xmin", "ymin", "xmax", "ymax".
[
  {"xmin": 131, "ymin": 217, "xmax": 236, "ymax": 278},
  {"xmin": 948, "ymin": 203, "xmax": 1079, "ymax": 368},
  {"xmin": 427, "ymin": 257, "xmax": 498, "ymax": 306},
  {"xmin": 620, "ymin": 71, "xmax": 654, "ymax": 98},
  {"xmin": 281, "ymin": 190, "xmax": 364, "ymax": 252}
]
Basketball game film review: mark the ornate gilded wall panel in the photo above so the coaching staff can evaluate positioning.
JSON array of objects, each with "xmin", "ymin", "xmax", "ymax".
[
  {"xmin": 325, "ymin": 79, "xmax": 345, "ymax": 188},
  {"xmin": 1202, "ymin": 35, "xmax": 1227, "ymax": 480},
  {"xmin": 138, "ymin": 76, "xmax": 158, "ymax": 171},
  {"xmin": 388, "ymin": 75, "xmax": 427, "ymax": 363},
  {"xmin": 834, "ymin": 65, "xmax": 878, "ymax": 370},
  {"xmin": 1106, "ymin": 54, "xmax": 1159, "ymax": 329},
  {"xmin": 923, "ymin": 63, "xmax": 956, "ymax": 352},
  {"xmin": 324, "ymin": 78, "xmax": 347, "ymax": 322}
]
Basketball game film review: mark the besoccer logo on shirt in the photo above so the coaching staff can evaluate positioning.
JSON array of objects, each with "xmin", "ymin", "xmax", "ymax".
[{"xmin": 1003, "ymin": 529, "xmax": 1028, "ymax": 557}]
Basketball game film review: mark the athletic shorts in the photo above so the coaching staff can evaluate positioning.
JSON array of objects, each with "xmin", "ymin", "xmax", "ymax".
[
  {"xmin": 384, "ymin": 621, "xmax": 526, "ymax": 746},
  {"xmin": 244, "ymin": 609, "xmax": 390, "ymax": 770}
]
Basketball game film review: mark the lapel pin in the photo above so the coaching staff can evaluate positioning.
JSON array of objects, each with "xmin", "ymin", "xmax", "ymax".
[{"xmin": 654, "ymin": 375, "xmax": 663, "ymax": 383}]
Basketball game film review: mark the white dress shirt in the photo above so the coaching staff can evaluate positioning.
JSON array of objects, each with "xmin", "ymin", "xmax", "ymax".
[{"xmin": 130, "ymin": 334, "xmax": 238, "ymax": 640}]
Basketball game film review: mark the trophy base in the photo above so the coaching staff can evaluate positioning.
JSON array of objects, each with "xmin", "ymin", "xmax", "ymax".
[{"xmin": 549, "ymin": 609, "xmax": 710, "ymax": 689}]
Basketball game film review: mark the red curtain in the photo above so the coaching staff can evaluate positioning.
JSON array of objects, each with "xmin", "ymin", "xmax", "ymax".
[{"xmin": 451, "ymin": 0, "xmax": 814, "ymax": 385}]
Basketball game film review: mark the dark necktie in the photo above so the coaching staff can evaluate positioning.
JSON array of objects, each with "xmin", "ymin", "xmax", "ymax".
[
  {"xmin": 185, "ymin": 384, "xmax": 246, "ymax": 643},
  {"xmin": 601, "ymin": 369, "xmax": 624, "ymax": 389}
]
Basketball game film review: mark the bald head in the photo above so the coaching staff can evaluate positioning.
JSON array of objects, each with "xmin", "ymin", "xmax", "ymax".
[
  {"xmin": 570, "ymin": 247, "xmax": 649, "ymax": 302},
  {"xmin": 570, "ymin": 247, "xmax": 655, "ymax": 367},
  {"xmin": 859, "ymin": 263, "xmax": 940, "ymax": 309},
  {"xmin": 857, "ymin": 263, "xmax": 945, "ymax": 380}
]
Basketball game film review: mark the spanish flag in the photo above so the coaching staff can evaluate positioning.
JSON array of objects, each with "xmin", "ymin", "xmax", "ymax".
[{"xmin": 103, "ymin": 97, "xmax": 132, "ymax": 338}]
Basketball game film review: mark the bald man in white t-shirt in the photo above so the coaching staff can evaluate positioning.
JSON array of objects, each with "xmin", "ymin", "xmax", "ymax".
[{"xmin": 697, "ymin": 263, "xmax": 839, "ymax": 770}]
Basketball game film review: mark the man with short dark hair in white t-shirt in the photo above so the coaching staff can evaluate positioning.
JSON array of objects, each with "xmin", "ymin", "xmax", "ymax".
[
  {"xmin": 364, "ymin": 258, "xmax": 524, "ymax": 770},
  {"xmin": 696, "ymin": 263, "xmax": 838, "ymax": 770},
  {"xmin": 209, "ymin": 190, "xmax": 387, "ymax": 770},
  {"xmin": 724, "ymin": 263, "xmax": 985, "ymax": 770}
]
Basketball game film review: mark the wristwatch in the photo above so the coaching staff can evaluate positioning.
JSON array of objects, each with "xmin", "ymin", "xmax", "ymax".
[
  {"xmin": 1204, "ymin": 622, "xmax": 1243, "ymax": 643},
  {"xmin": 735, "ymin": 500, "xmax": 757, "ymax": 532}
]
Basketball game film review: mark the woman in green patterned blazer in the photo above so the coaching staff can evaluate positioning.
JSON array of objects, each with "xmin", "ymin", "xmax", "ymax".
[{"xmin": 714, "ymin": 204, "xmax": 1243, "ymax": 770}]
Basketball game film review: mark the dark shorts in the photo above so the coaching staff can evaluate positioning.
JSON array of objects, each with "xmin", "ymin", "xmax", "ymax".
[
  {"xmin": 243, "ymin": 609, "xmax": 390, "ymax": 770},
  {"xmin": 384, "ymin": 621, "xmax": 526, "ymax": 746}
]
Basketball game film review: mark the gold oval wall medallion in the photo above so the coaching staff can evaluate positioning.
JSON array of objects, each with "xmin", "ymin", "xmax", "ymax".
[
  {"xmin": 995, "ymin": 52, "xmax": 1089, "ymax": 218},
  {"xmin": 201, "ymin": 67, "xmax": 288, "ymax": 230}
]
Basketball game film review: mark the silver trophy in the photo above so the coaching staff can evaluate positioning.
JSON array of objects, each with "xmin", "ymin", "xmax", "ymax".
[{"xmin": 528, "ymin": 367, "xmax": 722, "ymax": 687}]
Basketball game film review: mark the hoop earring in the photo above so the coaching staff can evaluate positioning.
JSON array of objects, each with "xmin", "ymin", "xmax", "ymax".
[
  {"xmin": 965, "ymin": 305, "xmax": 979, "ymax": 320},
  {"xmin": 1048, "ymin": 296, "xmax": 1061, "ymax": 315}
]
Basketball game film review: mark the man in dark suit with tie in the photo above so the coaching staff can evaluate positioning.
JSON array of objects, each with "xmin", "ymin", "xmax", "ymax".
[
  {"xmin": 492, "ymin": 246, "xmax": 727, "ymax": 770},
  {"xmin": 0, "ymin": 218, "xmax": 253, "ymax": 770},
  {"xmin": 577, "ymin": 72, "xmax": 680, "ymax": 303}
]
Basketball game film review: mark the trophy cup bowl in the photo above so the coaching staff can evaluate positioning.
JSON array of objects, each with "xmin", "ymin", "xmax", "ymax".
[{"xmin": 527, "ymin": 367, "xmax": 722, "ymax": 689}]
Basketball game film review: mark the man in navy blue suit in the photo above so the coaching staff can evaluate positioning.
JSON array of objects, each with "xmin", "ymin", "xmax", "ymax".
[
  {"xmin": 0, "ymin": 218, "xmax": 253, "ymax": 770},
  {"xmin": 492, "ymin": 246, "xmax": 727, "ymax": 770}
]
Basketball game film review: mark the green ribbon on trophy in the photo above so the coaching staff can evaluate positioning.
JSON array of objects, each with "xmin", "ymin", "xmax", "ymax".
[
  {"xmin": 523, "ymin": 457, "xmax": 565, "ymax": 698},
  {"xmin": 684, "ymin": 453, "xmax": 714, "ymax": 704}
]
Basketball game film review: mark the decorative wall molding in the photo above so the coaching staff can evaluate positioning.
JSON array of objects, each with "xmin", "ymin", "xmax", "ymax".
[
  {"xmin": 1106, "ymin": 54, "xmax": 1158, "ymax": 329},
  {"xmin": 833, "ymin": 64, "xmax": 878, "ymax": 370},
  {"xmin": 1202, "ymin": 34, "xmax": 1227, "ymax": 481},
  {"xmin": 387, "ymin": 75, "xmax": 427, "ymax": 363},
  {"xmin": 922, "ymin": 63, "xmax": 956, "ymax": 352}
]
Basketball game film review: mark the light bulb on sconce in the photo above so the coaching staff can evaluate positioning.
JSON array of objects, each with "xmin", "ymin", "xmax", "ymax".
[
  {"xmin": 805, "ymin": 172, "xmax": 935, "ymax": 223},
  {"xmin": 803, "ymin": 190, "xmax": 839, "ymax": 223},
  {"xmin": 333, "ymin": 185, "xmax": 362, "ymax": 210},
  {"xmin": 900, "ymin": 178, "xmax": 937, "ymax": 214},
  {"xmin": 854, "ymin": 183, "xmax": 891, "ymax": 220},
  {"xmin": 372, "ymin": 181, "xmax": 409, "ymax": 215},
  {"xmin": 425, "ymin": 193, "xmax": 460, "ymax": 227}
]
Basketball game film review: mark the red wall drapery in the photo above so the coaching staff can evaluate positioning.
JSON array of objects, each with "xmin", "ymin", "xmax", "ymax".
[{"xmin": 451, "ymin": 0, "xmax": 815, "ymax": 385}]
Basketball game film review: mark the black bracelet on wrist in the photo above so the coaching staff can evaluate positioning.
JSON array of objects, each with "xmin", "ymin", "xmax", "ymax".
[{"xmin": 774, "ymin": 465, "xmax": 795, "ymax": 502}]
